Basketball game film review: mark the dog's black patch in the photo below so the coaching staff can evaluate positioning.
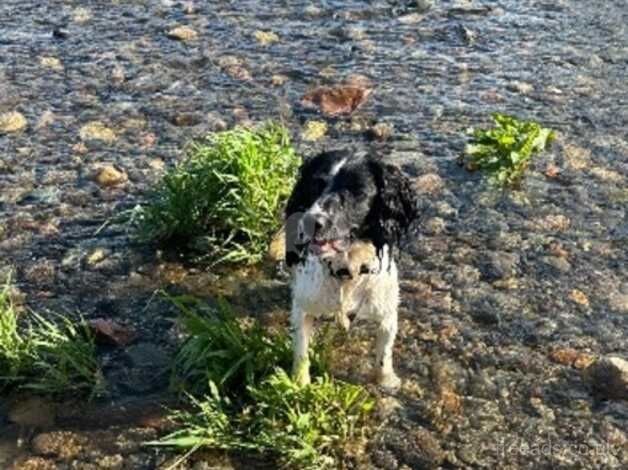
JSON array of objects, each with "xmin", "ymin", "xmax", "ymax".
[{"xmin": 285, "ymin": 149, "xmax": 418, "ymax": 266}]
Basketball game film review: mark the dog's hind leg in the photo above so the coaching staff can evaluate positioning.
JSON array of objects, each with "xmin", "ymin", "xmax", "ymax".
[
  {"xmin": 375, "ymin": 310, "xmax": 401, "ymax": 390},
  {"xmin": 291, "ymin": 305, "xmax": 314, "ymax": 386}
]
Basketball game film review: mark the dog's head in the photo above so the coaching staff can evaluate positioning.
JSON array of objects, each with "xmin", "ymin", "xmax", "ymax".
[{"xmin": 285, "ymin": 149, "xmax": 417, "ymax": 266}]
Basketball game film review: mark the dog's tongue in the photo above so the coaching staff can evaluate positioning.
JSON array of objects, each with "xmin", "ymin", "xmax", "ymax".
[{"xmin": 311, "ymin": 239, "xmax": 348, "ymax": 255}]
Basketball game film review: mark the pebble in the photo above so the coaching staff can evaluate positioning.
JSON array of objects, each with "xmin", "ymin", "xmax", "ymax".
[
  {"xmin": 413, "ymin": 173, "xmax": 443, "ymax": 195},
  {"xmin": 254, "ymin": 30, "xmax": 279, "ymax": 45},
  {"xmin": 32, "ymin": 431, "xmax": 89, "ymax": 459},
  {"xmin": 79, "ymin": 121, "xmax": 117, "ymax": 143},
  {"xmin": 569, "ymin": 289, "xmax": 589, "ymax": 306},
  {"xmin": 40, "ymin": 57, "xmax": 63, "ymax": 70},
  {"xmin": 422, "ymin": 217, "xmax": 447, "ymax": 235},
  {"xmin": 368, "ymin": 122, "xmax": 394, "ymax": 141},
  {"xmin": 0, "ymin": 111, "xmax": 27, "ymax": 133},
  {"xmin": 166, "ymin": 25, "xmax": 198, "ymax": 41},
  {"xmin": 609, "ymin": 293, "xmax": 628, "ymax": 313},
  {"xmin": 95, "ymin": 165, "xmax": 128, "ymax": 187},
  {"xmin": 271, "ymin": 74, "xmax": 288, "ymax": 86},
  {"xmin": 302, "ymin": 120, "xmax": 328, "ymax": 141},
  {"xmin": 584, "ymin": 356, "xmax": 628, "ymax": 400}
]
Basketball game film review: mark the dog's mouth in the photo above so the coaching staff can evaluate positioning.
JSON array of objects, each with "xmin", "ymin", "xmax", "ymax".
[{"xmin": 309, "ymin": 238, "xmax": 350, "ymax": 256}]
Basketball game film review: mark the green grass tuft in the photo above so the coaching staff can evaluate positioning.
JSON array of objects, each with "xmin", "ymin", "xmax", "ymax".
[
  {"xmin": 0, "ymin": 276, "xmax": 104, "ymax": 398},
  {"xmin": 168, "ymin": 293, "xmax": 332, "ymax": 398},
  {"xmin": 158, "ymin": 295, "xmax": 374, "ymax": 468},
  {"xmin": 463, "ymin": 113, "xmax": 555, "ymax": 187},
  {"xmin": 156, "ymin": 371, "xmax": 374, "ymax": 469},
  {"xmin": 136, "ymin": 122, "xmax": 300, "ymax": 266}
]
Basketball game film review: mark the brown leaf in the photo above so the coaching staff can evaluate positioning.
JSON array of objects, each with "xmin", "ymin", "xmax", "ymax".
[
  {"xmin": 88, "ymin": 318, "xmax": 137, "ymax": 347},
  {"xmin": 301, "ymin": 85, "xmax": 372, "ymax": 117}
]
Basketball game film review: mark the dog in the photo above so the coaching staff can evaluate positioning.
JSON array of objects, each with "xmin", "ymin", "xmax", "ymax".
[{"xmin": 284, "ymin": 149, "xmax": 417, "ymax": 389}]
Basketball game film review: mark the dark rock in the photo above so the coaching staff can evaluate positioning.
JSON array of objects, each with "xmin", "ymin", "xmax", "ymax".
[
  {"xmin": 584, "ymin": 356, "xmax": 628, "ymax": 400},
  {"xmin": 480, "ymin": 252, "xmax": 519, "ymax": 280}
]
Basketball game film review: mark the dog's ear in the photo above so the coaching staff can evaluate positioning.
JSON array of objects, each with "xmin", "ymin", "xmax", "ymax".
[
  {"xmin": 365, "ymin": 158, "xmax": 418, "ymax": 252},
  {"xmin": 285, "ymin": 150, "xmax": 348, "ymax": 266}
]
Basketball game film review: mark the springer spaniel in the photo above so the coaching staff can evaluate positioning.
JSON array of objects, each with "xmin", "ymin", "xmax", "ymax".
[{"xmin": 284, "ymin": 149, "xmax": 417, "ymax": 389}]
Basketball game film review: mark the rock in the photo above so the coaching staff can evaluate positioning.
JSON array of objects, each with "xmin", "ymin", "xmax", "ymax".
[
  {"xmin": 166, "ymin": 25, "xmax": 198, "ymax": 41},
  {"xmin": 36, "ymin": 110, "xmax": 56, "ymax": 129},
  {"xmin": 125, "ymin": 343, "xmax": 169, "ymax": 369},
  {"xmin": 79, "ymin": 121, "xmax": 116, "ymax": 143},
  {"xmin": 590, "ymin": 166, "xmax": 623, "ymax": 183},
  {"xmin": 535, "ymin": 214, "xmax": 571, "ymax": 232},
  {"xmin": 31, "ymin": 431, "xmax": 89, "ymax": 459},
  {"xmin": 271, "ymin": 74, "xmax": 288, "ymax": 86},
  {"xmin": 584, "ymin": 356, "xmax": 628, "ymax": 400},
  {"xmin": 95, "ymin": 165, "xmax": 127, "ymax": 187},
  {"xmin": 542, "ymin": 255, "xmax": 571, "ymax": 273},
  {"xmin": 545, "ymin": 163, "xmax": 560, "ymax": 178},
  {"xmin": 367, "ymin": 122, "xmax": 394, "ymax": 141},
  {"xmin": 569, "ymin": 289, "xmax": 589, "ymax": 306},
  {"xmin": 301, "ymin": 85, "xmax": 372, "ymax": 117},
  {"xmin": 413, "ymin": 173, "xmax": 443, "ymax": 195},
  {"xmin": 0, "ymin": 111, "xmax": 27, "ymax": 133},
  {"xmin": 480, "ymin": 252, "xmax": 519, "ymax": 280},
  {"xmin": 9, "ymin": 457, "xmax": 57, "ymax": 470},
  {"xmin": 86, "ymin": 248, "xmax": 107, "ymax": 265},
  {"xmin": 8, "ymin": 396, "xmax": 56, "ymax": 428},
  {"xmin": 609, "ymin": 293, "xmax": 628, "ymax": 313},
  {"xmin": 89, "ymin": 318, "xmax": 137, "ymax": 347},
  {"xmin": 422, "ymin": 217, "xmax": 446, "ymax": 235},
  {"xmin": 398, "ymin": 13, "xmax": 425, "ymax": 24},
  {"xmin": 254, "ymin": 30, "xmax": 279, "ymax": 45},
  {"xmin": 507, "ymin": 81, "xmax": 534, "ymax": 94},
  {"xmin": 72, "ymin": 7, "xmax": 92, "ymax": 23},
  {"xmin": 301, "ymin": 120, "xmax": 328, "ymax": 141},
  {"xmin": 224, "ymin": 64, "xmax": 252, "ymax": 81},
  {"xmin": 40, "ymin": 56, "xmax": 63, "ymax": 70},
  {"xmin": 385, "ymin": 428, "xmax": 445, "ymax": 468},
  {"xmin": 416, "ymin": 0, "xmax": 434, "ymax": 12},
  {"xmin": 169, "ymin": 112, "xmax": 202, "ymax": 126},
  {"xmin": 563, "ymin": 142, "xmax": 590, "ymax": 170}
]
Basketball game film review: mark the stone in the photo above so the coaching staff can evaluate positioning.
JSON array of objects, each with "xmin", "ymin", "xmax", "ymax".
[
  {"xmin": 271, "ymin": 74, "xmax": 288, "ymax": 86},
  {"xmin": 301, "ymin": 85, "xmax": 372, "ymax": 117},
  {"xmin": 413, "ymin": 173, "xmax": 443, "ymax": 195},
  {"xmin": 480, "ymin": 251, "xmax": 519, "ymax": 280},
  {"xmin": 89, "ymin": 318, "xmax": 137, "ymax": 347},
  {"xmin": 254, "ymin": 30, "xmax": 279, "ymax": 45},
  {"xmin": 8, "ymin": 396, "xmax": 56, "ymax": 428},
  {"xmin": 86, "ymin": 248, "xmax": 107, "ymax": 265},
  {"xmin": 40, "ymin": 57, "xmax": 63, "ymax": 70},
  {"xmin": 79, "ymin": 121, "xmax": 116, "ymax": 143},
  {"xmin": 0, "ymin": 111, "xmax": 27, "ymax": 133},
  {"xmin": 609, "ymin": 293, "xmax": 628, "ymax": 313},
  {"xmin": 166, "ymin": 25, "xmax": 198, "ymax": 41},
  {"xmin": 31, "ymin": 431, "xmax": 90, "ymax": 459},
  {"xmin": 569, "ymin": 289, "xmax": 589, "ymax": 306},
  {"xmin": 301, "ymin": 120, "xmax": 328, "ymax": 141},
  {"xmin": 367, "ymin": 122, "xmax": 394, "ymax": 141},
  {"xmin": 422, "ymin": 217, "xmax": 446, "ymax": 235},
  {"xmin": 584, "ymin": 356, "xmax": 628, "ymax": 400},
  {"xmin": 507, "ymin": 81, "xmax": 534, "ymax": 94},
  {"xmin": 95, "ymin": 165, "xmax": 127, "ymax": 187}
]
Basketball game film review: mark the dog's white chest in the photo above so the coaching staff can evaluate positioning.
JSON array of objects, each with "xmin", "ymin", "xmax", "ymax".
[{"xmin": 291, "ymin": 253, "xmax": 398, "ymax": 322}]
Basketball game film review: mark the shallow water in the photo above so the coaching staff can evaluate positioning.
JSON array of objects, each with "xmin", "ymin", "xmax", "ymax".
[{"xmin": 1, "ymin": 0, "xmax": 627, "ymax": 468}]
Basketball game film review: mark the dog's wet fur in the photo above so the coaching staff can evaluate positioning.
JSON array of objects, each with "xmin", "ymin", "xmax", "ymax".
[{"xmin": 285, "ymin": 149, "xmax": 417, "ymax": 389}]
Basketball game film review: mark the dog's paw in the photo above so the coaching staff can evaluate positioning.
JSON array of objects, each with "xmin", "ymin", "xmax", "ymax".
[
  {"xmin": 292, "ymin": 360, "xmax": 311, "ymax": 387},
  {"xmin": 377, "ymin": 371, "xmax": 401, "ymax": 391}
]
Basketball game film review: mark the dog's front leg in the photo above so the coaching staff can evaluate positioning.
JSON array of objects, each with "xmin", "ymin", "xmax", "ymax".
[
  {"xmin": 375, "ymin": 310, "xmax": 401, "ymax": 390},
  {"xmin": 291, "ymin": 305, "xmax": 314, "ymax": 386}
]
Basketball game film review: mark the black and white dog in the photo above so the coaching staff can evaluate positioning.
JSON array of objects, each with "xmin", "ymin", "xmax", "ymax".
[{"xmin": 285, "ymin": 149, "xmax": 417, "ymax": 389}]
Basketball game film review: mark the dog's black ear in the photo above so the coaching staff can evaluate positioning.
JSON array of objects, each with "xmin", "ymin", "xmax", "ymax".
[
  {"xmin": 365, "ymin": 158, "xmax": 418, "ymax": 252},
  {"xmin": 284, "ymin": 150, "xmax": 348, "ymax": 266}
]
